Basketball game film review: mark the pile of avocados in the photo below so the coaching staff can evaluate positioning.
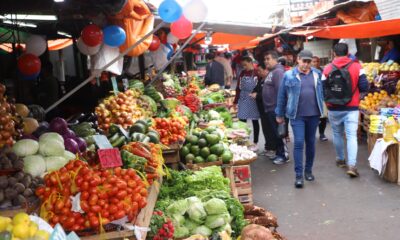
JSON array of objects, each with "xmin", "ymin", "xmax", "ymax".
[{"xmin": 181, "ymin": 126, "xmax": 233, "ymax": 164}]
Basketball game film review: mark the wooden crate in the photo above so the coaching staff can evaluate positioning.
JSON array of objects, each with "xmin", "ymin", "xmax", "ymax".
[
  {"xmin": 224, "ymin": 166, "xmax": 238, "ymax": 199},
  {"xmin": 383, "ymin": 144, "xmax": 399, "ymax": 183},
  {"xmin": 162, "ymin": 143, "xmax": 181, "ymax": 169},
  {"xmin": 80, "ymin": 178, "xmax": 162, "ymax": 240},
  {"xmin": 238, "ymin": 193, "xmax": 253, "ymax": 205}
]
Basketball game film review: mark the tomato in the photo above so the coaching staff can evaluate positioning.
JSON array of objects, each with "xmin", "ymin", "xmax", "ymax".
[
  {"xmin": 107, "ymin": 176, "xmax": 117, "ymax": 184},
  {"xmin": 98, "ymin": 199, "xmax": 106, "ymax": 207},
  {"xmin": 116, "ymin": 190, "xmax": 127, "ymax": 200},
  {"xmin": 139, "ymin": 188, "xmax": 148, "ymax": 197},
  {"xmin": 89, "ymin": 187, "xmax": 98, "ymax": 195},
  {"xmin": 123, "ymin": 175, "xmax": 131, "ymax": 182},
  {"xmin": 72, "ymin": 224, "xmax": 80, "ymax": 232},
  {"xmin": 88, "ymin": 194, "xmax": 98, "ymax": 206},
  {"xmin": 60, "ymin": 215, "xmax": 68, "ymax": 224},
  {"xmin": 61, "ymin": 207, "xmax": 71, "ymax": 215},
  {"xmin": 75, "ymin": 176, "xmax": 83, "ymax": 187},
  {"xmin": 107, "ymin": 187, "xmax": 118, "ymax": 197},
  {"xmin": 80, "ymin": 181, "xmax": 89, "ymax": 191},
  {"xmin": 132, "ymin": 193, "xmax": 141, "ymax": 202},
  {"xmin": 98, "ymin": 191, "xmax": 108, "ymax": 200},
  {"xmin": 108, "ymin": 205, "xmax": 118, "ymax": 214},
  {"xmin": 116, "ymin": 181, "xmax": 127, "ymax": 190},
  {"xmin": 101, "ymin": 170, "xmax": 111, "ymax": 179},
  {"xmin": 131, "ymin": 201, "xmax": 139, "ymax": 213},
  {"xmin": 76, "ymin": 217, "xmax": 85, "ymax": 225},
  {"xmin": 110, "ymin": 198, "xmax": 119, "ymax": 204},
  {"xmin": 114, "ymin": 167, "xmax": 122, "ymax": 176},
  {"xmin": 55, "ymin": 200, "xmax": 64, "ymax": 212},
  {"xmin": 81, "ymin": 191, "xmax": 90, "ymax": 201},
  {"xmin": 35, "ymin": 186, "xmax": 45, "ymax": 197},
  {"xmin": 127, "ymin": 169, "xmax": 136, "ymax": 177},
  {"xmin": 62, "ymin": 187, "xmax": 71, "ymax": 197},
  {"xmin": 64, "ymin": 198, "xmax": 72, "ymax": 209},
  {"xmin": 90, "ymin": 176, "xmax": 101, "ymax": 187},
  {"xmin": 51, "ymin": 215, "xmax": 60, "ymax": 224},
  {"xmin": 101, "ymin": 210, "xmax": 110, "ymax": 218},
  {"xmin": 80, "ymin": 166, "xmax": 91, "ymax": 175},
  {"xmin": 91, "ymin": 205, "xmax": 101, "ymax": 213},
  {"xmin": 64, "ymin": 217, "xmax": 75, "ymax": 229},
  {"xmin": 114, "ymin": 210, "xmax": 125, "ymax": 220},
  {"xmin": 89, "ymin": 216, "xmax": 99, "ymax": 228},
  {"xmin": 139, "ymin": 198, "xmax": 147, "ymax": 208}
]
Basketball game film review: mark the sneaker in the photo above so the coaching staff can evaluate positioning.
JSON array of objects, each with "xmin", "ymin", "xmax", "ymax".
[
  {"xmin": 304, "ymin": 172, "xmax": 315, "ymax": 181},
  {"xmin": 273, "ymin": 156, "xmax": 289, "ymax": 165},
  {"xmin": 336, "ymin": 159, "xmax": 346, "ymax": 168},
  {"xmin": 248, "ymin": 144, "xmax": 259, "ymax": 152},
  {"xmin": 295, "ymin": 177, "xmax": 304, "ymax": 188},
  {"xmin": 346, "ymin": 166, "xmax": 359, "ymax": 178},
  {"xmin": 265, "ymin": 150, "xmax": 276, "ymax": 159},
  {"xmin": 319, "ymin": 135, "xmax": 328, "ymax": 141}
]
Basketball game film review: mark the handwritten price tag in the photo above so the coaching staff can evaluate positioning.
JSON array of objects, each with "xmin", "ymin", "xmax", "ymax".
[{"xmin": 98, "ymin": 148, "xmax": 123, "ymax": 168}]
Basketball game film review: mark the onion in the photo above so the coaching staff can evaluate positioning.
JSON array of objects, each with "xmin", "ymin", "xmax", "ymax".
[
  {"xmin": 50, "ymin": 117, "xmax": 68, "ymax": 135},
  {"xmin": 64, "ymin": 138, "xmax": 79, "ymax": 154},
  {"xmin": 63, "ymin": 128, "xmax": 76, "ymax": 139},
  {"xmin": 74, "ymin": 137, "xmax": 87, "ymax": 152}
]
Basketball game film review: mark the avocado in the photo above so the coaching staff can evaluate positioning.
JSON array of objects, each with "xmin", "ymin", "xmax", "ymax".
[
  {"xmin": 210, "ymin": 143, "xmax": 224, "ymax": 156},
  {"xmin": 194, "ymin": 156, "xmax": 205, "ymax": 163},
  {"xmin": 205, "ymin": 134, "xmax": 220, "ymax": 145},
  {"xmin": 206, "ymin": 154, "xmax": 218, "ymax": 162},
  {"xmin": 200, "ymin": 147, "xmax": 210, "ymax": 158},
  {"xmin": 205, "ymin": 126, "xmax": 217, "ymax": 133},
  {"xmin": 180, "ymin": 146, "xmax": 190, "ymax": 157},
  {"xmin": 190, "ymin": 145, "xmax": 200, "ymax": 156},
  {"xmin": 221, "ymin": 150, "xmax": 233, "ymax": 164},
  {"xmin": 185, "ymin": 153, "xmax": 195, "ymax": 163},
  {"xmin": 186, "ymin": 135, "xmax": 199, "ymax": 145},
  {"xmin": 192, "ymin": 130, "xmax": 201, "ymax": 137},
  {"xmin": 198, "ymin": 138, "xmax": 208, "ymax": 148}
]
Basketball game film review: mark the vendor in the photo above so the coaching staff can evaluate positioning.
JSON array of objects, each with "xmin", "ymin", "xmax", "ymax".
[{"xmin": 380, "ymin": 39, "xmax": 400, "ymax": 63}]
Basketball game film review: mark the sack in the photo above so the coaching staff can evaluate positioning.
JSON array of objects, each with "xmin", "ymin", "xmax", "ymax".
[
  {"xmin": 323, "ymin": 62, "xmax": 354, "ymax": 105},
  {"xmin": 277, "ymin": 122, "xmax": 287, "ymax": 139}
]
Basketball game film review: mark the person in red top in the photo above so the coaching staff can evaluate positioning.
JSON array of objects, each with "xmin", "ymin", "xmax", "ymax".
[{"xmin": 322, "ymin": 43, "xmax": 368, "ymax": 178}]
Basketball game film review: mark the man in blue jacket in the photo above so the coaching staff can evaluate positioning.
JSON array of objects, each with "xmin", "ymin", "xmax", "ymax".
[{"xmin": 204, "ymin": 53, "xmax": 225, "ymax": 87}]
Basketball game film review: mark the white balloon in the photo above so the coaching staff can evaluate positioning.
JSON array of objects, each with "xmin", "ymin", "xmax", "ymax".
[
  {"xmin": 77, "ymin": 38, "xmax": 101, "ymax": 56},
  {"xmin": 25, "ymin": 35, "xmax": 47, "ymax": 56},
  {"xmin": 183, "ymin": 0, "xmax": 208, "ymax": 23},
  {"xmin": 167, "ymin": 33, "xmax": 179, "ymax": 44}
]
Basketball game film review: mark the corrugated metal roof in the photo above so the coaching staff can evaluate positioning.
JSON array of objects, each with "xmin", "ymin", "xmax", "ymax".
[{"xmin": 374, "ymin": 0, "xmax": 400, "ymax": 20}]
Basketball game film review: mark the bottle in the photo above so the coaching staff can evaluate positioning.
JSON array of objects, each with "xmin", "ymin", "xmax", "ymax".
[{"xmin": 383, "ymin": 116, "xmax": 398, "ymax": 142}]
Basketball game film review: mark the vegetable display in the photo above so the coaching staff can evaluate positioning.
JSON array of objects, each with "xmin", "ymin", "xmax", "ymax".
[
  {"xmin": 153, "ymin": 117, "xmax": 188, "ymax": 145},
  {"xmin": 36, "ymin": 160, "xmax": 148, "ymax": 232}
]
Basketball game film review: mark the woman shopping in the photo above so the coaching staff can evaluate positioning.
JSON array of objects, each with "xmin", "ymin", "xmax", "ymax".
[
  {"xmin": 275, "ymin": 50, "xmax": 325, "ymax": 189},
  {"xmin": 233, "ymin": 56, "xmax": 260, "ymax": 152}
]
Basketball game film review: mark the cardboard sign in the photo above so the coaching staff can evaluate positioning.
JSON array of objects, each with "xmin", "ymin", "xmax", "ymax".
[
  {"xmin": 98, "ymin": 148, "xmax": 123, "ymax": 168},
  {"xmin": 92, "ymin": 135, "xmax": 113, "ymax": 149}
]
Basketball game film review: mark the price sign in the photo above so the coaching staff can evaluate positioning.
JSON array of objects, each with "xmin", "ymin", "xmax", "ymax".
[
  {"xmin": 98, "ymin": 148, "xmax": 123, "ymax": 168},
  {"xmin": 117, "ymin": 125, "xmax": 130, "ymax": 139},
  {"xmin": 111, "ymin": 76, "xmax": 119, "ymax": 95},
  {"xmin": 92, "ymin": 135, "xmax": 113, "ymax": 149}
]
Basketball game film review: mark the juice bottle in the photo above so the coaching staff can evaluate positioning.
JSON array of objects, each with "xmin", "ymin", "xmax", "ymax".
[{"xmin": 383, "ymin": 116, "xmax": 398, "ymax": 142}]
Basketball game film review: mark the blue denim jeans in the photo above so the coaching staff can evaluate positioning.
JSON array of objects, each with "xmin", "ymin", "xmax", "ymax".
[
  {"xmin": 328, "ymin": 110, "xmax": 359, "ymax": 167},
  {"xmin": 291, "ymin": 116, "xmax": 320, "ymax": 178}
]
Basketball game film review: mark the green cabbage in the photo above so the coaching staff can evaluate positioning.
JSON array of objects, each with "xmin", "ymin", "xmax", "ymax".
[
  {"xmin": 167, "ymin": 199, "xmax": 189, "ymax": 216},
  {"xmin": 39, "ymin": 132, "xmax": 64, "ymax": 144},
  {"xmin": 187, "ymin": 201, "xmax": 207, "ymax": 223},
  {"xmin": 173, "ymin": 226, "xmax": 190, "ymax": 238},
  {"xmin": 184, "ymin": 219, "xmax": 199, "ymax": 231},
  {"xmin": 204, "ymin": 198, "xmax": 228, "ymax": 215},
  {"xmin": 45, "ymin": 156, "xmax": 68, "ymax": 172},
  {"xmin": 192, "ymin": 225, "xmax": 212, "ymax": 237},
  {"xmin": 39, "ymin": 140, "xmax": 65, "ymax": 157},
  {"xmin": 63, "ymin": 151, "xmax": 76, "ymax": 161},
  {"xmin": 171, "ymin": 214, "xmax": 185, "ymax": 226},
  {"xmin": 23, "ymin": 155, "xmax": 46, "ymax": 177},
  {"xmin": 205, "ymin": 214, "xmax": 231, "ymax": 229},
  {"xmin": 12, "ymin": 139, "xmax": 39, "ymax": 157}
]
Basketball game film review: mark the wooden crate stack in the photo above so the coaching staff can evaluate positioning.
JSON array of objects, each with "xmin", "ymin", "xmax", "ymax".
[
  {"xmin": 162, "ymin": 143, "xmax": 181, "ymax": 169},
  {"xmin": 225, "ymin": 165, "xmax": 253, "ymax": 205}
]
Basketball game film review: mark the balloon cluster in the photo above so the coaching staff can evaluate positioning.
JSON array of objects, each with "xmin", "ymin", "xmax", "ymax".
[
  {"xmin": 17, "ymin": 35, "xmax": 46, "ymax": 80},
  {"xmin": 77, "ymin": 24, "xmax": 127, "ymax": 56}
]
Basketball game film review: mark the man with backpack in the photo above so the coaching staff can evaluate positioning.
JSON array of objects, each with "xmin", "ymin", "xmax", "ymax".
[{"xmin": 322, "ymin": 43, "xmax": 368, "ymax": 178}]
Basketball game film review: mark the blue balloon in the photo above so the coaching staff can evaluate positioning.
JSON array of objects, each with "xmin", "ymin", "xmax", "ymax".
[
  {"xmin": 159, "ymin": 0, "xmax": 182, "ymax": 23},
  {"xmin": 103, "ymin": 25, "xmax": 126, "ymax": 47},
  {"xmin": 19, "ymin": 71, "xmax": 39, "ymax": 80}
]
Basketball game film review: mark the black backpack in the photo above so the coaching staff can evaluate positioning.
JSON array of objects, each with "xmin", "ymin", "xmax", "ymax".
[{"xmin": 323, "ymin": 62, "xmax": 354, "ymax": 105}]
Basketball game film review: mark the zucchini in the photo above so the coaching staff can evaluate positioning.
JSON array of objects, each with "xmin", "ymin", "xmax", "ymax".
[{"xmin": 111, "ymin": 136, "xmax": 126, "ymax": 148}]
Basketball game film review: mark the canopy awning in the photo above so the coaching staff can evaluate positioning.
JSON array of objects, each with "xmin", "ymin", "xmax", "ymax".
[
  {"xmin": 0, "ymin": 39, "xmax": 73, "ymax": 53},
  {"xmin": 294, "ymin": 19, "xmax": 400, "ymax": 39}
]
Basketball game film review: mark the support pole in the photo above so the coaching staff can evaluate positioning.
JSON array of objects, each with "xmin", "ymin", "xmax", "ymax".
[{"xmin": 45, "ymin": 21, "xmax": 166, "ymax": 113}]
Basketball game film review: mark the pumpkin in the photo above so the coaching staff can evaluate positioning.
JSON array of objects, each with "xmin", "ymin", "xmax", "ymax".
[
  {"xmin": 15, "ymin": 103, "xmax": 30, "ymax": 117},
  {"xmin": 23, "ymin": 117, "xmax": 39, "ymax": 135}
]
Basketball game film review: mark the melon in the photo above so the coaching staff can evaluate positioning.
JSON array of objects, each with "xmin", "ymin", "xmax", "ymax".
[
  {"xmin": 23, "ymin": 117, "xmax": 39, "ymax": 135},
  {"xmin": 15, "ymin": 104, "xmax": 29, "ymax": 117}
]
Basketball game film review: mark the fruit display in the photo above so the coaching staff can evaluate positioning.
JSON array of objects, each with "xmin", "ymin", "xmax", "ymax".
[
  {"xmin": 0, "ymin": 171, "xmax": 43, "ymax": 208},
  {"xmin": 153, "ymin": 117, "xmax": 188, "ymax": 145},
  {"xmin": 148, "ymin": 210, "xmax": 174, "ymax": 240},
  {"xmin": 181, "ymin": 127, "xmax": 233, "ymax": 164},
  {"xmin": 0, "ymin": 84, "xmax": 23, "ymax": 147},
  {"xmin": 362, "ymin": 62, "xmax": 400, "ymax": 83},
  {"xmin": 0, "ymin": 146, "xmax": 24, "ymax": 170},
  {"xmin": 359, "ymin": 90, "xmax": 399, "ymax": 112},
  {"xmin": 144, "ymin": 85, "xmax": 163, "ymax": 103},
  {"xmin": 0, "ymin": 213, "xmax": 51, "ymax": 240},
  {"xmin": 95, "ymin": 89, "xmax": 145, "ymax": 132},
  {"xmin": 36, "ymin": 160, "xmax": 148, "ymax": 232}
]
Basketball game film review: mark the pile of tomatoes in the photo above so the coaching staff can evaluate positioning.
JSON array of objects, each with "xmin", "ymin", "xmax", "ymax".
[
  {"xmin": 35, "ymin": 160, "xmax": 148, "ymax": 232},
  {"xmin": 153, "ymin": 117, "xmax": 188, "ymax": 145}
]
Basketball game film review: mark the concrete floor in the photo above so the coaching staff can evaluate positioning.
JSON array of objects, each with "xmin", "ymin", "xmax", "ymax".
[{"xmin": 250, "ymin": 125, "xmax": 400, "ymax": 240}]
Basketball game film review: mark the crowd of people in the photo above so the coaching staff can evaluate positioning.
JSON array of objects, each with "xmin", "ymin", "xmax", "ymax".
[{"xmin": 204, "ymin": 43, "xmax": 368, "ymax": 189}]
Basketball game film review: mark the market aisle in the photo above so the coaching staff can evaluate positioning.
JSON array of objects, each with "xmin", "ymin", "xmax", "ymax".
[{"xmin": 251, "ymin": 125, "xmax": 400, "ymax": 240}]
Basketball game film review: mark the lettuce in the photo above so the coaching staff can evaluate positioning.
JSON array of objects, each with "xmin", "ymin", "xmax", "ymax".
[
  {"xmin": 192, "ymin": 225, "xmax": 212, "ymax": 237},
  {"xmin": 39, "ymin": 140, "xmax": 65, "ymax": 157},
  {"xmin": 12, "ymin": 139, "xmax": 39, "ymax": 157},
  {"xmin": 204, "ymin": 198, "xmax": 228, "ymax": 215},
  {"xmin": 23, "ymin": 155, "xmax": 46, "ymax": 177},
  {"xmin": 166, "ymin": 199, "xmax": 189, "ymax": 216},
  {"xmin": 187, "ymin": 201, "xmax": 207, "ymax": 223}
]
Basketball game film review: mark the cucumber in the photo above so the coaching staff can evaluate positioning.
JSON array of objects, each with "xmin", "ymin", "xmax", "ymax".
[
  {"xmin": 111, "ymin": 136, "xmax": 126, "ymax": 147},
  {"xmin": 108, "ymin": 133, "xmax": 120, "ymax": 143}
]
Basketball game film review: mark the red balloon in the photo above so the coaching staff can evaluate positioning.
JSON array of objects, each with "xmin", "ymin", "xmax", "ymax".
[
  {"xmin": 18, "ymin": 54, "xmax": 41, "ymax": 76},
  {"xmin": 81, "ymin": 24, "xmax": 103, "ymax": 47},
  {"xmin": 148, "ymin": 35, "xmax": 161, "ymax": 51},
  {"xmin": 171, "ymin": 16, "xmax": 193, "ymax": 39}
]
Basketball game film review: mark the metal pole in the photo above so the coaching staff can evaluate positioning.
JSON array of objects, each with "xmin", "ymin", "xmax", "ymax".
[
  {"xmin": 45, "ymin": 21, "xmax": 166, "ymax": 113},
  {"xmin": 148, "ymin": 22, "xmax": 206, "ymax": 85}
]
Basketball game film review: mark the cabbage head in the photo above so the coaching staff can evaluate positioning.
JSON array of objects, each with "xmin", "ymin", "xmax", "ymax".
[
  {"xmin": 171, "ymin": 214, "xmax": 185, "ymax": 226},
  {"xmin": 192, "ymin": 225, "xmax": 212, "ymax": 237},
  {"xmin": 184, "ymin": 219, "xmax": 199, "ymax": 232},
  {"xmin": 187, "ymin": 201, "xmax": 207, "ymax": 223},
  {"xmin": 39, "ymin": 140, "xmax": 65, "ymax": 156},
  {"xmin": 64, "ymin": 151, "xmax": 76, "ymax": 161},
  {"xmin": 39, "ymin": 132, "xmax": 64, "ymax": 144},
  {"xmin": 204, "ymin": 198, "xmax": 228, "ymax": 215},
  {"xmin": 23, "ymin": 155, "xmax": 46, "ymax": 177},
  {"xmin": 166, "ymin": 199, "xmax": 189, "ymax": 216},
  {"xmin": 205, "ymin": 213, "xmax": 231, "ymax": 229},
  {"xmin": 45, "ymin": 156, "xmax": 68, "ymax": 171},
  {"xmin": 173, "ymin": 226, "xmax": 190, "ymax": 238},
  {"xmin": 13, "ymin": 139, "xmax": 39, "ymax": 157}
]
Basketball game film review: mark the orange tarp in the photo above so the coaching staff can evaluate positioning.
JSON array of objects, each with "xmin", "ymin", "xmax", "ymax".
[
  {"xmin": 0, "ymin": 39, "xmax": 73, "ymax": 53},
  {"xmin": 192, "ymin": 32, "xmax": 256, "ymax": 46},
  {"xmin": 302, "ymin": 19, "xmax": 400, "ymax": 39}
]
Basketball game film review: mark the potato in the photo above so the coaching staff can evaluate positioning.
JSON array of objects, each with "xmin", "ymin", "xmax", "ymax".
[
  {"xmin": 23, "ymin": 188, "xmax": 33, "ymax": 197},
  {"xmin": 15, "ymin": 183, "xmax": 25, "ymax": 193},
  {"xmin": 14, "ymin": 171, "xmax": 25, "ymax": 181},
  {"xmin": 7, "ymin": 177, "xmax": 17, "ymax": 187},
  {"xmin": 21, "ymin": 175, "xmax": 32, "ymax": 188},
  {"xmin": 4, "ymin": 188, "xmax": 17, "ymax": 200}
]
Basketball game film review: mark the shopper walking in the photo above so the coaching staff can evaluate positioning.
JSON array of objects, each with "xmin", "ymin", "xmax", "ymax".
[
  {"xmin": 322, "ymin": 43, "xmax": 368, "ymax": 177},
  {"xmin": 234, "ymin": 56, "xmax": 260, "ymax": 151},
  {"xmin": 276, "ymin": 50, "xmax": 325, "ymax": 188},
  {"xmin": 263, "ymin": 51, "xmax": 288, "ymax": 164},
  {"xmin": 311, "ymin": 56, "xmax": 328, "ymax": 141},
  {"xmin": 215, "ymin": 52, "xmax": 233, "ymax": 89},
  {"xmin": 204, "ymin": 53, "xmax": 225, "ymax": 88}
]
